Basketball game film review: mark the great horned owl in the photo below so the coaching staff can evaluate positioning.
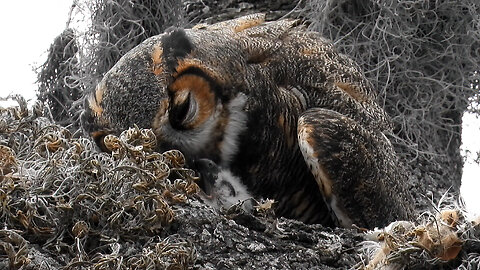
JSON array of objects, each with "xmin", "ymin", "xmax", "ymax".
[{"xmin": 81, "ymin": 14, "xmax": 414, "ymax": 228}]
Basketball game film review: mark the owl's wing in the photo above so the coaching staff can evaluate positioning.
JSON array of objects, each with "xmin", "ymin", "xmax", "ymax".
[{"xmin": 297, "ymin": 108, "xmax": 413, "ymax": 228}]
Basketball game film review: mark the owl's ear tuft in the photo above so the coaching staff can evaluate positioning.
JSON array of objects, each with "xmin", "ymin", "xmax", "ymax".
[{"xmin": 161, "ymin": 28, "xmax": 193, "ymax": 71}]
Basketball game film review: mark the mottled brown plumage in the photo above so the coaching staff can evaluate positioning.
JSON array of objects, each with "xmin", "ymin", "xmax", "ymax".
[{"xmin": 81, "ymin": 14, "xmax": 414, "ymax": 228}]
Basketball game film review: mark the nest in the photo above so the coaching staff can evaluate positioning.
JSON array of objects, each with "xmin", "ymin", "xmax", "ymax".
[
  {"xmin": 0, "ymin": 97, "xmax": 198, "ymax": 269},
  {"xmin": 1, "ymin": 96, "xmax": 480, "ymax": 270}
]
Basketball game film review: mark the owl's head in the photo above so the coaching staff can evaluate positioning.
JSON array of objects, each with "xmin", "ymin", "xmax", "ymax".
[
  {"xmin": 81, "ymin": 22, "xmax": 254, "ymax": 164},
  {"xmin": 81, "ymin": 14, "xmax": 302, "ymax": 163}
]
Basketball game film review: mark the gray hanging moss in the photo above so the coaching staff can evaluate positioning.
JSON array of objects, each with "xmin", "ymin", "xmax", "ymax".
[{"xmin": 36, "ymin": 28, "xmax": 82, "ymax": 128}]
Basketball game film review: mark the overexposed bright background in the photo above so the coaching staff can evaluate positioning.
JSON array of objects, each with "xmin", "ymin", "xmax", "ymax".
[
  {"xmin": 0, "ymin": 1, "xmax": 73, "ymax": 102},
  {"xmin": 0, "ymin": 1, "xmax": 478, "ymax": 217},
  {"xmin": 461, "ymin": 113, "xmax": 480, "ymax": 218}
]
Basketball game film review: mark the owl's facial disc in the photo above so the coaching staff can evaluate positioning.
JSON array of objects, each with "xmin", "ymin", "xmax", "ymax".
[
  {"xmin": 152, "ymin": 70, "xmax": 223, "ymax": 159},
  {"xmin": 152, "ymin": 67, "xmax": 248, "ymax": 166}
]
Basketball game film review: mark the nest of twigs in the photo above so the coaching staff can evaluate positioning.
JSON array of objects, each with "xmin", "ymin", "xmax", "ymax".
[
  {"xmin": 0, "ymin": 96, "xmax": 198, "ymax": 269},
  {"xmin": 1, "ymin": 96, "xmax": 480, "ymax": 270}
]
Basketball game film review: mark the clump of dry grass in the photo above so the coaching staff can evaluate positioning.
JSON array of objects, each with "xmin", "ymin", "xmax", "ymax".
[
  {"xmin": 0, "ymin": 96, "xmax": 198, "ymax": 269},
  {"xmin": 359, "ymin": 195, "xmax": 480, "ymax": 270}
]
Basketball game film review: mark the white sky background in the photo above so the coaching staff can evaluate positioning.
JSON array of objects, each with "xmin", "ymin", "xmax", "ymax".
[
  {"xmin": 461, "ymin": 113, "xmax": 480, "ymax": 217},
  {"xmin": 0, "ymin": 1, "xmax": 479, "ymax": 217},
  {"xmin": 0, "ymin": 1, "xmax": 74, "ymax": 101}
]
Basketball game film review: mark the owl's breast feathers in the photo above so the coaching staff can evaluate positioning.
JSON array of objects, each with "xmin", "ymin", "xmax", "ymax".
[{"xmin": 81, "ymin": 14, "xmax": 413, "ymax": 228}]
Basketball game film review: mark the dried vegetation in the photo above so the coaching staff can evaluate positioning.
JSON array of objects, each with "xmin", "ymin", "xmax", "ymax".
[
  {"xmin": 1, "ymin": 95, "xmax": 480, "ymax": 270},
  {"xmin": 0, "ymin": 97, "xmax": 198, "ymax": 269},
  {"xmin": 361, "ymin": 201, "xmax": 480, "ymax": 269}
]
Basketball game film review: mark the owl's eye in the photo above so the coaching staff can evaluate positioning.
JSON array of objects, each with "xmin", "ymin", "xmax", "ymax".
[
  {"xmin": 167, "ymin": 72, "xmax": 216, "ymax": 130},
  {"xmin": 169, "ymin": 91, "xmax": 198, "ymax": 130}
]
